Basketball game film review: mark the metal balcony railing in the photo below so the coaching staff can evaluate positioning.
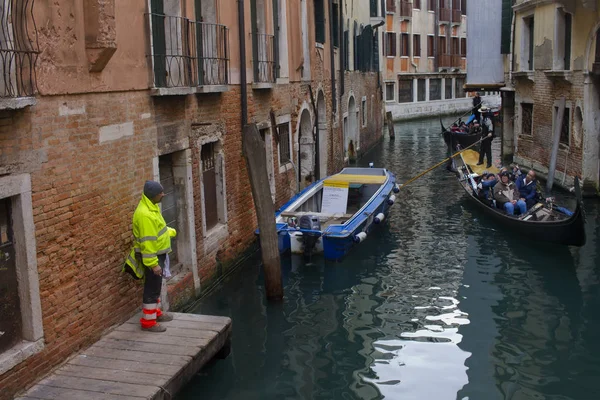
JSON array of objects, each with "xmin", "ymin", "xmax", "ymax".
[
  {"xmin": 399, "ymin": 1, "xmax": 412, "ymax": 18},
  {"xmin": 452, "ymin": 9, "xmax": 462, "ymax": 23},
  {"xmin": 148, "ymin": 13, "xmax": 230, "ymax": 88},
  {"xmin": 252, "ymin": 33, "xmax": 276, "ymax": 84},
  {"xmin": 439, "ymin": 8, "xmax": 451, "ymax": 23},
  {"xmin": 0, "ymin": 0, "xmax": 39, "ymax": 99}
]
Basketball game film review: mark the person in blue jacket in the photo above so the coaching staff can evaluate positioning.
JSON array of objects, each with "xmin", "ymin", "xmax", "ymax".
[
  {"xmin": 477, "ymin": 173, "xmax": 498, "ymax": 206},
  {"xmin": 515, "ymin": 169, "xmax": 539, "ymax": 209}
]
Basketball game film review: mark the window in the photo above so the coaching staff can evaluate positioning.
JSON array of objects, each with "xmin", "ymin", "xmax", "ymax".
[
  {"xmin": 386, "ymin": 83, "xmax": 395, "ymax": 101},
  {"xmin": 556, "ymin": 107, "xmax": 570, "ymax": 146},
  {"xmin": 455, "ymin": 77, "xmax": 465, "ymax": 97},
  {"xmin": 461, "ymin": 0, "xmax": 466, "ymax": 15},
  {"xmin": 0, "ymin": 1, "xmax": 38, "ymax": 99},
  {"xmin": 438, "ymin": 36, "xmax": 447, "ymax": 55},
  {"xmin": 398, "ymin": 79, "xmax": 413, "ymax": 103},
  {"xmin": 452, "ymin": 37, "xmax": 459, "ymax": 55},
  {"xmin": 0, "ymin": 175, "xmax": 44, "ymax": 375},
  {"xmin": 501, "ymin": 0, "xmax": 511, "ymax": 54},
  {"xmin": 362, "ymin": 97, "xmax": 367, "ymax": 127},
  {"xmin": 278, "ymin": 123, "xmax": 291, "ymax": 165},
  {"xmin": 400, "ymin": 33, "xmax": 409, "ymax": 57},
  {"xmin": 417, "ymin": 78, "xmax": 426, "ymax": 101},
  {"xmin": 314, "ymin": 0, "xmax": 326, "ymax": 44},
  {"xmin": 428, "ymin": 0, "xmax": 435, "ymax": 11},
  {"xmin": 385, "ymin": 32, "xmax": 397, "ymax": 56},
  {"xmin": 522, "ymin": 16, "xmax": 534, "ymax": 70},
  {"xmin": 414, "ymin": 0, "xmax": 421, "ymax": 9},
  {"xmin": 521, "ymin": 103, "xmax": 533, "ymax": 136},
  {"xmin": 427, "ymin": 35, "xmax": 434, "ymax": 57},
  {"xmin": 460, "ymin": 37, "xmax": 466, "ymax": 57},
  {"xmin": 555, "ymin": 8, "xmax": 572, "ymax": 70},
  {"xmin": 445, "ymin": 78, "xmax": 453, "ymax": 99},
  {"xmin": 332, "ymin": 3, "xmax": 340, "ymax": 47},
  {"xmin": 159, "ymin": 154, "xmax": 181, "ymax": 264},
  {"xmin": 387, "ymin": 0, "xmax": 396, "ymax": 13},
  {"xmin": 413, "ymin": 34, "xmax": 421, "ymax": 57},
  {"xmin": 371, "ymin": 0, "xmax": 378, "ymax": 17},
  {"xmin": 429, "ymin": 78, "xmax": 441, "ymax": 100},
  {"xmin": 344, "ymin": 30, "xmax": 350, "ymax": 70},
  {"xmin": 201, "ymin": 143, "xmax": 219, "ymax": 231}
]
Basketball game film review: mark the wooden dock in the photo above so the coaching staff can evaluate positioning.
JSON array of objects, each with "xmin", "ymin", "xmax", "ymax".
[{"xmin": 16, "ymin": 313, "xmax": 231, "ymax": 400}]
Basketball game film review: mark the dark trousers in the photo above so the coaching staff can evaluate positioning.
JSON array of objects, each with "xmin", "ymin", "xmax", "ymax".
[
  {"xmin": 142, "ymin": 254, "xmax": 166, "ymax": 304},
  {"xmin": 478, "ymin": 138, "xmax": 492, "ymax": 167}
]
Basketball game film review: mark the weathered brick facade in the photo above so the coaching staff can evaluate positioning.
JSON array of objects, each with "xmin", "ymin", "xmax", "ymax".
[{"xmin": 0, "ymin": 0, "xmax": 384, "ymax": 398}]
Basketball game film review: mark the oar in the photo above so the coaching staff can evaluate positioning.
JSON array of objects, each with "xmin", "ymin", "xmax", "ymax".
[{"xmin": 399, "ymin": 137, "xmax": 490, "ymax": 188}]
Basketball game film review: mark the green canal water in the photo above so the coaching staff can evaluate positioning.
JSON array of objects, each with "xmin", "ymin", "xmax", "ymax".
[{"xmin": 179, "ymin": 117, "xmax": 600, "ymax": 400}]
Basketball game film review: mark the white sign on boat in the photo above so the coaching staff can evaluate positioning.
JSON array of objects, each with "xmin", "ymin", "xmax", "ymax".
[{"xmin": 321, "ymin": 180, "xmax": 349, "ymax": 215}]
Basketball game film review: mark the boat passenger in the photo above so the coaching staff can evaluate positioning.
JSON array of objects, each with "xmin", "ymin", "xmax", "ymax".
[
  {"xmin": 469, "ymin": 120, "xmax": 482, "ymax": 135},
  {"xmin": 516, "ymin": 169, "xmax": 539, "ymax": 209},
  {"xmin": 493, "ymin": 171, "xmax": 527, "ymax": 216},
  {"xmin": 477, "ymin": 173, "xmax": 498, "ymax": 206}
]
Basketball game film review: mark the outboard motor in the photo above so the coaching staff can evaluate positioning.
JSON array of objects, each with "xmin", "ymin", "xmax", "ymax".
[{"xmin": 298, "ymin": 215, "xmax": 321, "ymax": 258}]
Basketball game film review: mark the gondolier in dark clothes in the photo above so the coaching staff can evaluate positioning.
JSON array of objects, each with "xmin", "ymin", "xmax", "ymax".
[
  {"xmin": 472, "ymin": 92, "xmax": 482, "ymax": 122},
  {"xmin": 476, "ymin": 106, "xmax": 495, "ymax": 168}
]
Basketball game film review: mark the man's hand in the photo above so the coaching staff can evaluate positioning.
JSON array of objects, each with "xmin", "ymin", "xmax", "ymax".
[
  {"xmin": 511, "ymin": 200, "xmax": 517, "ymax": 205},
  {"xmin": 487, "ymin": 133, "xmax": 493, "ymax": 138},
  {"xmin": 152, "ymin": 265, "xmax": 162, "ymax": 276}
]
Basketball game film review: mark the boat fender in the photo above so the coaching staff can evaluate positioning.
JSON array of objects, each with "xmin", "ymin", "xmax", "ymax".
[
  {"xmin": 374, "ymin": 213, "xmax": 385, "ymax": 224},
  {"xmin": 387, "ymin": 195, "xmax": 396, "ymax": 206},
  {"xmin": 353, "ymin": 232, "xmax": 367, "ymax": 243},
  {"xmin": 393, "ymin": 184, "xmax": 400, "ymax": 193}
]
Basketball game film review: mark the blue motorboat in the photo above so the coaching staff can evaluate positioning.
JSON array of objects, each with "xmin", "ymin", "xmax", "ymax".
[{"xmin": 265, "ymin": 167, "xmax": 399, "ymax": 261}]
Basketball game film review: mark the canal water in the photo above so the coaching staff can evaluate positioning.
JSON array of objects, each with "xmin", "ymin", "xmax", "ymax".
[{"xmin": 179, "ymin": 117, "xmax": 600, "ymax": 400}]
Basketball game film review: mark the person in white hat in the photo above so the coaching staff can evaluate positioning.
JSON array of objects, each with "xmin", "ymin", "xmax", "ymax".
[{"xmin": 476, "ymin": 105, "xmax": 495, "ymax": 168}]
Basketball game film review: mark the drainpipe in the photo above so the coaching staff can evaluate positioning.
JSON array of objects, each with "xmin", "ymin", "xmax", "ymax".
[
  {"xmin": 329, "ymin": 0, "xmax": 337, "ymax": 114},
  {"xmin": 238, "ymin": 0, "xmax": 248, "ymax": 127},
  {"xmin": 434, "ymin": 0, "xmax": 439, "ymax": 71},
  {"xmin": 410, "ymin": 9, "xmax": 418, "ymax": 72},
  {"xmin": 509, "ymin": 8, "xmax": 516, "ymax": 85},
  {"xmin": 373, "ymin": 20, "xmax": 385, "ymax": 89}
]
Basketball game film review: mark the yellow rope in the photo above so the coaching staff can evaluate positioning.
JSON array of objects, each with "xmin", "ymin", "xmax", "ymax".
[{"xmin": 400, "ymin": 137, "xmax": 488, "ymax": 188}]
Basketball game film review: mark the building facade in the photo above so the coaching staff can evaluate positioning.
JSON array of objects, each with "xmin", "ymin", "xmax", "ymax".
[
  {"xmin": 0, "ymin": 0, "xmax": 384, "ymax": 398},
  {"xmin": 382, "ymin": 0, "xmax": 475, "ymax": 120},
  {"xmin": 501, "ymin": 0, "xmax": 600, "ymax": 195}
]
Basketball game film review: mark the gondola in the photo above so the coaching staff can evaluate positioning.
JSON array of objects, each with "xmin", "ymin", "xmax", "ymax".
[
  {"xmin": 441, "ymin": 118, "xmax": 480, "ymax": 151},
  {"xmin": 454, "ymin": 149, "xmax": 586, "ymax": 247}
]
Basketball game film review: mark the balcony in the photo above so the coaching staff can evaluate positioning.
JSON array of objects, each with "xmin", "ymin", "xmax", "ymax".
[
  {"xmin": 439, "ymin": 8, "xmax": 451, "ymax": 24},
  {"xmin": 252, "ymin": 33, "xmax": 276, "ymax": 88},
  {"xmin": 399, "ymin": 1, "xmax": 412, "ymax": 19},
  {"xmin": 439, "ymin": 54, "xmax": 461, "ymax": 69},
  {"xmin": 451, "ymin": 9, "xmax": 462, "ymax": 24},
  {"xmin": 148, "ymin": 13, "xmax": 230, "ymax": 95},
  {"xmin": 0, "ymin": 0, "xmax": 39, "ymax": 109}
]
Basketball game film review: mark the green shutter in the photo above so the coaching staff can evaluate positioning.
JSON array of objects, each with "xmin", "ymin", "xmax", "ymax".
[
  {"xmin": 332, "ymin": 3, "xmax": 340, "ymax": 47},
  {"xmin": 150, "ymin": 0, "xmax": 167, "ymax": 87},
  {"xmin": 315, "ymin": 0, "xmax": 326, "ymax": 44},
  {"xmin": 501, "ymin": 0, "xmax": 512, "ymax": 54}
]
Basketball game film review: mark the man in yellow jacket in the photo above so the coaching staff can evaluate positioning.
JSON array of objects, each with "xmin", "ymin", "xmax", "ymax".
[{"xmin": 124, "ymin": 181, "xmax": 176, "ymax": 332}]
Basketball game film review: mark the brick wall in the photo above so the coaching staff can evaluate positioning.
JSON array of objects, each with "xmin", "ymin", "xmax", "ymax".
[{"xmin": 514, "ymin": 71, "xmax": 585, "ymax": 179}]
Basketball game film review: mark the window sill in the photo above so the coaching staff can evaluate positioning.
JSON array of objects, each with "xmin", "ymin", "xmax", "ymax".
[
  {"xmin": 252, "ymin": 82, "xmax": 275, "ymax": 90},
  {"xmin": 279, "ymin": 162, "xmax": 293, "ymax": 174},
  {"xmin": 513, "ymin": 71, "xmax": 535, "ymax": 83},
  {"xmin": 204, "ymin": 223, "xmax": 229, "ymax": 254},
  {"xmin": 0, "ymin": 338, "xmax": 44, "ymax": 375},
  {"xmin": 316, "ymin": 43, "xmax": 324, "ymax": 49},
  {"xmin": 0, "ymin": 96, "xmax": 36, "ymax": 110},
  {"xmin": 151, "ymin": 87, "xmax": 196, "ymax": 96},
  {"xmin": 197, "ymin": 85, "xmax": 230, "ymax": 94},
  {"xmin": 544, "ymin": 70, "xmax": 572, "ymax": 84},
  {"xmin": 276, "ymin": 77, "xmax": 290, "ymax": 85}
]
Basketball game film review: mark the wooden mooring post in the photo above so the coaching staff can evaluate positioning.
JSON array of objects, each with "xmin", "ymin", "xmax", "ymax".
[
  {"xmin": 243, "ymin": 123, "xmax": 283, "ymax": 301},
  {"xmin": 546, "ymin": 96, "xmax": 565, "ymax": 194},
  {"xmin": 386, "ymin": 111, "xmax": 396, "ymax": 140}
]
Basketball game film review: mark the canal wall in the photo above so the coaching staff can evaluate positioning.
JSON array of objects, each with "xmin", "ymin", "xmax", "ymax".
[{"xmin": 386, "ymin": 94, "xmax": 501, "ymax": 122}]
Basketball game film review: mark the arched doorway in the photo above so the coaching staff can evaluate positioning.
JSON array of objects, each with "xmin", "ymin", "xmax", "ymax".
[
  {"xmin": 347, "ymin": 96, "xmax": 358, "ymax": 162},
  {"xmin": 298, "ymin": 108, "xmax": 314, "ymax": 184},
  {"xmin": 317, "ymin": 91, "xmax": 327, "ymax": 179}
]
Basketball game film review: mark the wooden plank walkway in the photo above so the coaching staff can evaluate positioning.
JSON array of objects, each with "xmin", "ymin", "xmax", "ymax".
[{"xmin": 16, "ymin": 313, "xmax": 231, "ymax": 400}]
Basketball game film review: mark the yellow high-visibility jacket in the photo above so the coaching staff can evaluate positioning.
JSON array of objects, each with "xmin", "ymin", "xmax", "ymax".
[{"xmin": 123, "ymin": 194, "xmax": 176, "ymax": 279}]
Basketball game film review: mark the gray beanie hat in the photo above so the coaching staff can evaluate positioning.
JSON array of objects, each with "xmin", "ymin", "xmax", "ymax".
[{"xmin": 143, "ymin": 180, "xmax": 164, "ymax": 199}]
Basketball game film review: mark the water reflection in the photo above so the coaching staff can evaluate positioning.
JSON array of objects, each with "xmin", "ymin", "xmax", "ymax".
[{"xmin": 179, "ymin": 118, "xmax": 600, "ymax": 400}]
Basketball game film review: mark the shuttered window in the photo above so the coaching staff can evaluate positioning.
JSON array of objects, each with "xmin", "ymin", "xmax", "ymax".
[
  {"xmin": 501, "ymin": 0, "xmax": 512, "ymax": 54},
  {"xmin": 427, "ymin": 35, "xmax": 434, "ymax": 57},
  {"xmin": 414, "ymin": 0, "xmax": 421, "ymax": 9},
  {"xmin": 315, "ymin": 0, "xmax": 326, "ymax": 44},
  {"xmin": 385, "ymin": 32, "xmax": 397, "ymax": 56},
  {"xmin": 398, "ymin": 79, "xmax": 413, "ymax": 103},
  {"xmin": 332, "ymin": 3, "xmax": 340, "ymax": 47},
  {"xmin": 428, "ymin": 0, "xmax": 435, "ymax": 11},
  {"xmin": 413, "ymin": 34, "xmax": 421, "ymax": 57},
  {"xmin": 460, "ymin": 37, "xmax": 466, "ymax": 57},
  {"xmin": 400, "ymin": 33, "xmax": 409, "ymax": 57}
]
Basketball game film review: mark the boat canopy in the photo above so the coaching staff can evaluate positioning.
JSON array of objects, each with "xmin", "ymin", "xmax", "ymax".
[{"xmin": 324, "ymin": 174, "xmax": 387, "ymax": 185}]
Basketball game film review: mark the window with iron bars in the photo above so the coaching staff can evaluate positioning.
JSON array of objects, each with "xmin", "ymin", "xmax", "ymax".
[
  {"xmin": 278, "ymin": 123, "xmax": 291, "ymax": 165},
  {"xmin": 149, "ymin": 0, "xmax": 230, "ymax": 88},
  {"xmin": 0, "ymin": 0, "xmax": 39, "ymax": 99}
]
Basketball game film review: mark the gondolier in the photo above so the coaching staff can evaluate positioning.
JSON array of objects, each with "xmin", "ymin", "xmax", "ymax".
[{"xmin": 476, "ymin": 106, "xmax": 495, "ymax": 168}]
